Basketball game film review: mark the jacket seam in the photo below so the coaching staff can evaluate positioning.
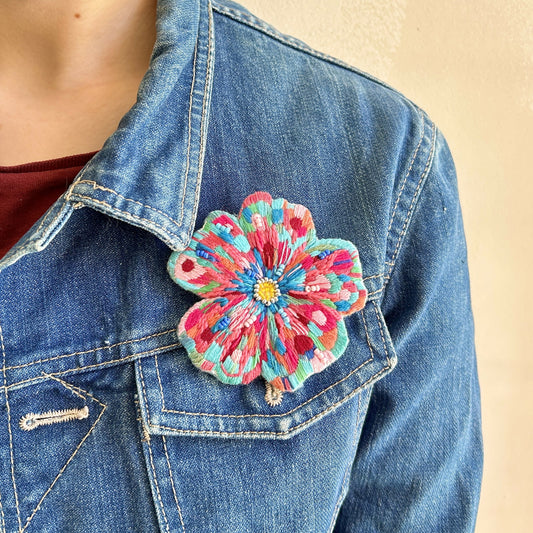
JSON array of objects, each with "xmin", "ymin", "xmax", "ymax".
[
  {"xmin": 211, "ymin": 1, "xmax": 414, "ymax": 103},
  {"xmin": 144, "ymin": 364, "xmax": 390, "ymax": 437},
  {"xmin": 145, "ymin": 436, "xmax": 172, "ymax": 533},
  {"xmin": 72, "ymin": 181, "xmax": 185, "ymax": 230},
  {"xmin": 186, "ymin": 0, "xmax": 216, "ymax": 245},
  {"xmin": 161, "ymin": 436, "xmax": 187, "ymax": 532},
  {"xmin": 382, "ymin": 116, "xmax": 437, "ymax": 293},
  {"xmin": 386, "ymin": 106, "xmax": 426, "ymax": 238}
]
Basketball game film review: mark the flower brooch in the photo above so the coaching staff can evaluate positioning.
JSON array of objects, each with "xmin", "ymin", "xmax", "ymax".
[{"xmin": 167, "ymin": 191, "xmax": 367, "ymax": 393}]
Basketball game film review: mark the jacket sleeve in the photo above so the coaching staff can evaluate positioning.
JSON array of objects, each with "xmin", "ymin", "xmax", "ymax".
[{"xmin": 334, "ymin": 124, "xmax": 483, "ymax": 532}]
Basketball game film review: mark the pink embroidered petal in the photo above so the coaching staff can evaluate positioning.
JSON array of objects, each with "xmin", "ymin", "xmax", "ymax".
[
  {"xmin": 284, "ymin": 237, "xmax": 367, "ymax": 315},
  {"xmin": 237, "ymin": 191, "xmax": 317, "ymax": 274},
  {"xmin": 260, "ymin": 301, "xmax": 348, "ymax": 392},
  {"xmin": 168, "ymin": 210, "xmax": 255, "ymax": 299},
  {"xmin": 177, "ymin": 294, "xmax": 264, "ymax": 385}
]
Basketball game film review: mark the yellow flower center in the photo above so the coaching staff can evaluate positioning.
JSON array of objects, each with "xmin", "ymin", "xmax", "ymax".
[{"xmin": 253, "ymin": 278, "xmax": 280, "ymax": 306}]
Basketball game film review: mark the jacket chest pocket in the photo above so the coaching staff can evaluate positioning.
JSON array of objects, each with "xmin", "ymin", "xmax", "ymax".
[
  {"xmin": 132, "ymin": 299, "xmax": 396, "ymax": 533},
  {"xmin": 134, "ymin": 299, "xmax": 396, "ymax": 439}
]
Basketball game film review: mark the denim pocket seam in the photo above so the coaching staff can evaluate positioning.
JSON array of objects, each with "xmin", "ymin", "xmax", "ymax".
[
  {"xmin": 152, "ymin": 302, "xmax": 377, "ymax": 420},
  {"xmin": 18, "ymin": 374, "xmax": 107, "ymax": 533},
  {"xmin": 145, "ymin": 434, "xmax": 172, "ymax": 533},
  {"xmin": 138, "ymin": 303, "xmax": 392, "ymax": 437},
  {"xmin": 161, "ymin": 436, "xmax": 187, "ymax": 533},
  {"xmin": 327, "ymin": 392, "xmax": 363, "ymax": 533},
  {"xmin": 143, "ymin": 364, "xmax": 390, "ymax": 438}
]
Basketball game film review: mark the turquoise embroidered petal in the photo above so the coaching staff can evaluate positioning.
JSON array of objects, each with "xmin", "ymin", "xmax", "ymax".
[{"xmin": 167, "ymin": 191, "xmax": 368, "ymax": 392}]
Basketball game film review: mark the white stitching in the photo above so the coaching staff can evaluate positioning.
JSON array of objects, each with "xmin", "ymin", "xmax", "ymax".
[
  {"xmin": 138, "ymin": 321, "xmax": 388, "ymax": 436},
  {"xmin": 148, "ymin": 365, "xmax": 390, "ymax": 438},
  {"xmin": 0, "ymin": 477, "xmax": 5, "ymax": 533},
  {"xmin": 179, "ymin": 39, "xmax": 198, "ymax": 228},
  {"xmin": 66, "ymin": 194, "xmax": 186, "ymax": 245},
  {"xmin": 19, "ymin": 406, "xmax": 89, "ymax": 431},
  {"xmin": 186, "ymin": 0, "xmax": 215, "ymax": 240},
  {"xmin": 371, "ymin": 301, "xmax": 391, "ymax": 365},
  {"xmin": 210, "ymin": 1, "xmax": 403, "ymax": 97},
  {"xmin": 73, "ymin": 181, "xmax": 185, "ymax": 230}
]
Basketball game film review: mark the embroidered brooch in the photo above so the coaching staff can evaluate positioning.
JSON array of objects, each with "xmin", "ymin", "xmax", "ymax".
[{"xmin": 167, "ymin": 191, "xmax": 367, "ymax": 393}]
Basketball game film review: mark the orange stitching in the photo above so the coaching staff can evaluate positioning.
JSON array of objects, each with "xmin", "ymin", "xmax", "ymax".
[{"xmin": 5, "ymin": 329, "xmax": 175, "ymax": 371}]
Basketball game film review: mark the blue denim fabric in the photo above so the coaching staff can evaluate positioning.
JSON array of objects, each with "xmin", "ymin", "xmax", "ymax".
[{"xmin": 0, "ymin": 0, "xmax": 482, "ymax": 531}]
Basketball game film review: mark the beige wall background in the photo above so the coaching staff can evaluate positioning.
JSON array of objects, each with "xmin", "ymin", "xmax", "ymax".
[{"xmin": 242, "ymin": 1, "xmax": 533, "ymax": 531}]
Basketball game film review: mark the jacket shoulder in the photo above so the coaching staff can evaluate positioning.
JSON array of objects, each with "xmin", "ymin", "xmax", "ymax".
[
  {"xmin": 211, "ymin": 0, "xmax": 426, "ymax": 117},
  {"xmin": 210, "ymin": 0, "xmax": 440, "ymax": 300}
]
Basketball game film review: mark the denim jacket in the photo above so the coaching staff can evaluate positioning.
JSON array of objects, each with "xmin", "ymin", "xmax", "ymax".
[{"xmin": 0, "ymin": 0, "xmax": 482, "ymax": 531}]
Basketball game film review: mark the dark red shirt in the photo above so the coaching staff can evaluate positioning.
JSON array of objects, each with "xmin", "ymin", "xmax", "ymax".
[{"xmin": 0, "ymin": 151, "xmax": 98, "ymax": 259}]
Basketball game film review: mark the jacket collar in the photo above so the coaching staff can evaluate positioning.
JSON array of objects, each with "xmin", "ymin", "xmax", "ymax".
[{"xmin": 67, "ymin": 0, "xmax": 214, "ymax": 251}]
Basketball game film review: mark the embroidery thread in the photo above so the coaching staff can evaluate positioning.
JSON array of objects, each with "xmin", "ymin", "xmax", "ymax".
[
  {"xmin": 167, "ymin": 191, "xmax": 367, "ymax": 392},
  {"xmin": 19, "ymin": 406, "xmax": 89, "ymax": 431}
]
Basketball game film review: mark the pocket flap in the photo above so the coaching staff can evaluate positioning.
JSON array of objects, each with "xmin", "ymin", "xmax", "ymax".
[{"xmin": 134, "ymin": 300, "xmax": 396, "ymax": 439}]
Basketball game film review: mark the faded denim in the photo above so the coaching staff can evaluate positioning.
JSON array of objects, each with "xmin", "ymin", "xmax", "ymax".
[{"xmin": 0, "ymin": 0, "xmax": 483, "ymax": 531}]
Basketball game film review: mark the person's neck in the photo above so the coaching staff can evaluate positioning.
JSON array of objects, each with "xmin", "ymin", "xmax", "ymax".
[{"xmin": 0, "ymin": 0, "xmax": 158, "ymax": 94}]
